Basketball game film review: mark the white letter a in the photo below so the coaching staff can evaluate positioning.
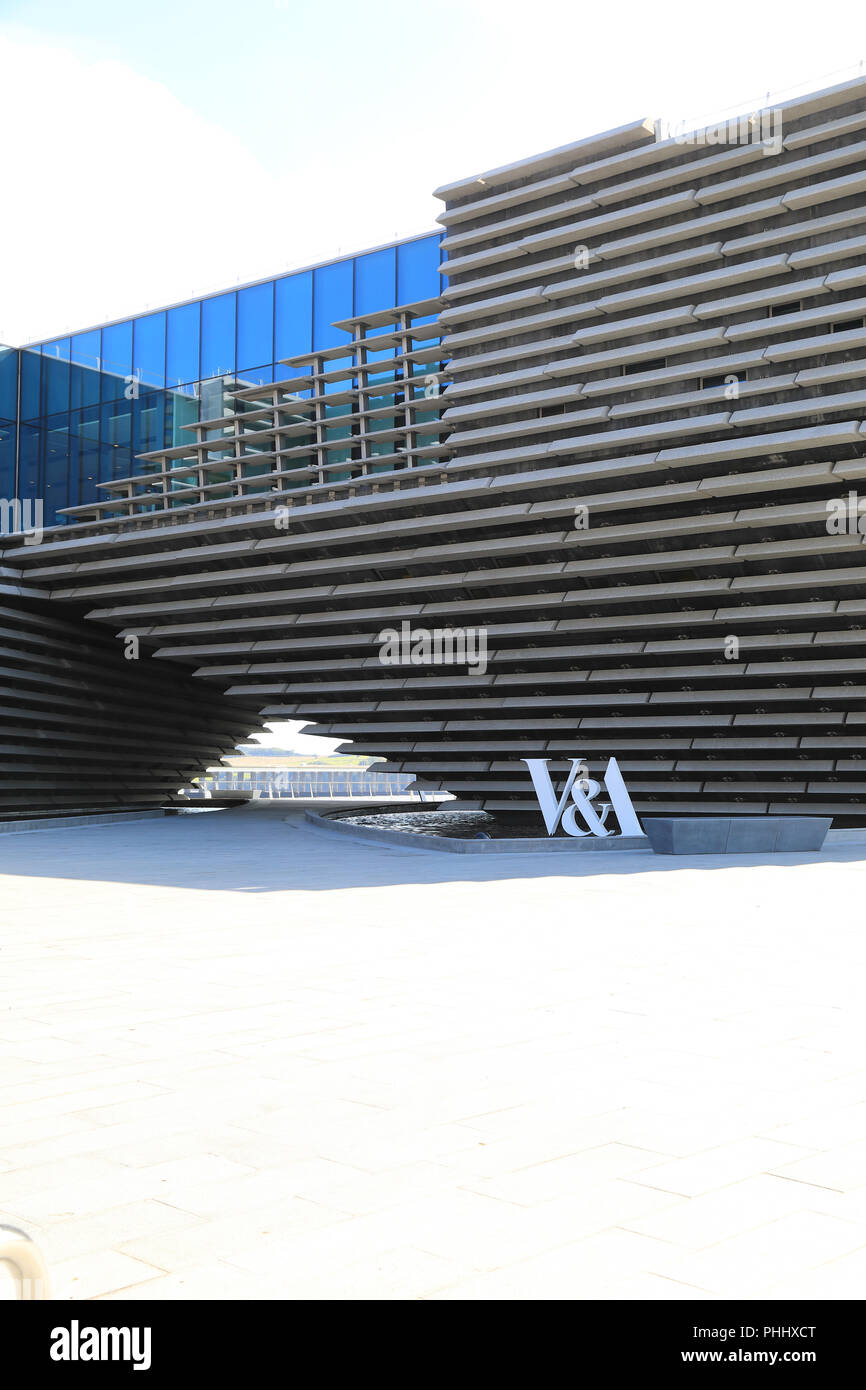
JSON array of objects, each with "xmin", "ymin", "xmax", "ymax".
[{"xmin": 50, "ymin": 1328, "xmax": 71, "ymax": 1362}]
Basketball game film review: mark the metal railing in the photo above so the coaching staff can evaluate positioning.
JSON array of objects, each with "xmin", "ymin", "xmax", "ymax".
[{"xmin": 179, "ymin": 768, "xmax": 442, "ymax": 802}]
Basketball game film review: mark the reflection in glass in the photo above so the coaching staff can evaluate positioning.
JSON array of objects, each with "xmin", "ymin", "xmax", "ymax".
[
  {"xmin": 201, "ymin": 293, "xmax": 236, "ymax": 380},
  {"xmin": 237, "ymin": 282, "xmax": 274, "ymax": 375},
  {"xmin": 275, "ymin": 271, "xmax": 313, "ymax": 365},
  {"xmin": 10, "ymin": 237, "xmax": 443, "ymax": 523},
  {"xmin": 313, "ymin": 260, "xmax": 353, "ymax": 349},
  {"xmin": 133, "ymin": 312, "xmax": 166, "ymax": 389},
  {"xmin": 166, "ymin": 302, "xmax": 200, "ymax": 392},
  {"xmin": 355, "ymin": 247, "xmax": 396, "ymax": 317},
  {"xmin": 102, "ymin": 321, "xmax": 133, "ymax": 393},
  {"xmin": 397, "ymin": 234, "xmax": 442, "ymax": 310}
]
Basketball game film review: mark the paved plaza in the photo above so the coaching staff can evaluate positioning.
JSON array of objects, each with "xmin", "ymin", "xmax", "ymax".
[{"xmin": 1, "ymin": 804, "xmax": 866, "ymax": 1301}]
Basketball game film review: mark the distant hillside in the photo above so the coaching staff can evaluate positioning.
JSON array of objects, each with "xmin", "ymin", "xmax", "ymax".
[{"xmin": 231, "ymin": 749, "xmax": 376, "ymax": 768}]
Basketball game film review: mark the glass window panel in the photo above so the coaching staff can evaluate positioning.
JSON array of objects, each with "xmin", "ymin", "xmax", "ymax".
[
  {"xmin": 19, "ymin": 349, "xmax": 41, "ymax": 421},
  {"xmin": 200, "ymin": 293, "xmax": 236, "ymax": 380},
  {"xmin": 42, "ymin": 338, "xmax": 71, "ymax": 363},
  {"xmin": 42, "ymin": 349, "xmax": 70, "ymax": 417},
  {"xmin": 168, "ymin": 390, "xmax": 199, "ymax": 447},
  {"xmin": 45, "ymin": 419, "xmax": 71, "ymax": 523},
  {"xmin": 101, "ymin": 398, "xmax": 132, "ymax": 451},
  {"xmin": 355, "ymin": 247, "xmax": 396, "ymax": 317},
  {"xmin": 199, "ymin": 376, "xmax": 232, "ymax": 424},
  {"xmin": 70, "ymin": 332, "xmax": 101, "ymax": 410},
  {"xmin": 313, "ymin": 260, "xmax": 353, "ymax": 350},
  {"xmin": 77, "ymin": 409, "xmax": 100, "ymax": 506},
  {"xmin": 397, "ymin": 234, "xmax": 442, "ymax": 307},
  {"xmin": 0, "ymin": 427, "xmax": 15, "ymax": 498},
  {"xmin": 70, "ymin": 330, "xmax": 100, "ymax": 373},
  {"xmin": 133, "ymin": 312, "xmax": 166, "ymax": 389},
  {"xmin": 366, "ymin": 347, "xmax": 397, "ymax": 380},
  {"xmin": 100, "ymin": 440, "xmax": 131, "ymax": 484},
  {"xmin": 323, "ymin": 354, "xmax": 352, "ymax": 394},
  {"xmin": 0, "ymin": 347, "xmax": 19, "ymax": 421},
  {"xmin": 18, "ymin": 422, "xmax": 40, "ymax": 499},
  {"xmin": 166, "ymin": 302, "xmax": 200, "ymax": 390},
  {"xmin": 70, "ymin": 362, "xmax": 99, "ymax": 411},
  {"xmin": 236, "ymin": 362, "xmax": 273, "ymax": 386},
  {"xmin": 101, "ymin": 321, "xmax": 133, "ymax": 399},
  {"xmin": 237, "ymin": 282, "xmax": 274, "ymax": 374},
  {"xmin": 274, "ymin": 271, "xmax": 313, "ymax": 365},
  {"xmin": 133, "ymin": 390, "xmax": 166, "ymax": 455}
]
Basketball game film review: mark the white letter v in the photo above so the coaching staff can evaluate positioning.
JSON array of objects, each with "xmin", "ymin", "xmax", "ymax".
[{"xmin": 521, "ymin": 758, "xmax": 583, "ymax": 835}]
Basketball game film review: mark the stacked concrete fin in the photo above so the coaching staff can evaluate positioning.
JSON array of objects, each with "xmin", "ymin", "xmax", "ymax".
[
  {"xmin": 5, "ymin": 77, "xmax": 866, "ymax": 820},
  {"xmin": 0, "ymin": 575, "xmax": 262, "ymax": 818}
]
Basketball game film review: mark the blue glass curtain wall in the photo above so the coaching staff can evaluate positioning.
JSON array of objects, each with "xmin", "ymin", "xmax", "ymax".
[
  {"xmin": 18, "ymin": 233, "xmax": 442, "ymax": 524},
  {"xmin": 0, "ymin": 346, "xmax": 17, "ymax": 498}
]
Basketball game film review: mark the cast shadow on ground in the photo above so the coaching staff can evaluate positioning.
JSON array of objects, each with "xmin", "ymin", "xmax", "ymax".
[{"xmin": 0, "ymin": 803, "xmax": 863, "ymax": 892}]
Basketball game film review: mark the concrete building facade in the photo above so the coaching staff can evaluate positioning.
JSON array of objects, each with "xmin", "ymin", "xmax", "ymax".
[{"xmin": 3, "ymin": 76, "xmax": 866, "ymax": 823}]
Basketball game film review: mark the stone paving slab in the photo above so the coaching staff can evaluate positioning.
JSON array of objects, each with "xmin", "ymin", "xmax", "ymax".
[{"xmin": 1, "ymin": 802, "xmax": 865, "ymax": 1301}]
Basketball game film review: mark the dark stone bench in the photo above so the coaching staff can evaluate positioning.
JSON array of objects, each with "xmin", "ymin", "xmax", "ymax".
[{"xmin": 643, "ymin": 816, "xmax": 831, "ymax": 855}]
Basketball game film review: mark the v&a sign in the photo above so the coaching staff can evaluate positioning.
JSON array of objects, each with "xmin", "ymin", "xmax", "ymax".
[{"xmin": 520, "ymin": 757, "xmax": 645, "ymax": 838}]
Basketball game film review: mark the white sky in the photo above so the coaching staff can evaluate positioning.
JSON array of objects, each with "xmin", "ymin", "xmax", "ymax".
[
  {"xmin": 1, "ymin": 0, "xmax": 865, "ymax": 345},
  {"xmin": 249, "ymin": 723, "xmax": 342, "ymax": 756}
]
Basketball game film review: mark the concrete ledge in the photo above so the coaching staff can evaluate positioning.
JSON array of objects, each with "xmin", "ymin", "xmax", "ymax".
[
  {"xmin": 304, "ymin": 811, "xmax": 652, "ymax": 854},
  {"xmin": 826, "ymin": 827, "xmax": 866, "ymax": 845},
  {"xmin": 643, "ymin": 815, "xmax": 832, "ymax": 855},
  {"xmin": 0, "ymin": 810, "xmax": 169, "ymax": 835}
]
